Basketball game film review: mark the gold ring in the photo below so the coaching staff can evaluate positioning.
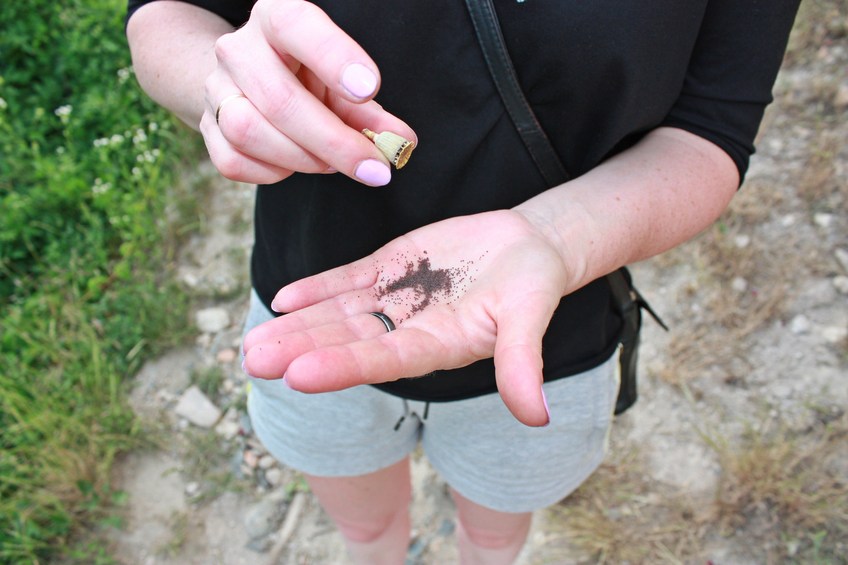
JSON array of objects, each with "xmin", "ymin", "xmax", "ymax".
[{"xmin": 215, "ymin": 93, "xmax": 247, "ymax": 126}]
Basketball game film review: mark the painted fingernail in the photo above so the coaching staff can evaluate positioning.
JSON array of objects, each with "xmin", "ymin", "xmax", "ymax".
[
  {"xmin": 341, "ymin": 63, "xmax": 378, "ymax": 99},
  {"xmin": 355, "ymin": 159, "xmax": 391, "ymax": 186},
  {"xmin": 541, "ymin": 388, "xmax": 551, "ymax": 427}
]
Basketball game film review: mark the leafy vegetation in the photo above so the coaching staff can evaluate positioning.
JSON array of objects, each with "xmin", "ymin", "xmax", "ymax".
[{"xmin": 0, "ymin": 1, "xmax": 200, "ymax": 561}]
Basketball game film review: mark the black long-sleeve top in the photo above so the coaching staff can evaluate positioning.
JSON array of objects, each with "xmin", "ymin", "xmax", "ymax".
[{"xmin": 128, "ymin": 0, "xmax": 799, "ymax": 401}]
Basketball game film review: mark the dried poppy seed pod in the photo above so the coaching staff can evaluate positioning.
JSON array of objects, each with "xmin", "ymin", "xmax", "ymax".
[{"xmin": 362, "ymin": 129, "xmax": 416, "ymax": 169}]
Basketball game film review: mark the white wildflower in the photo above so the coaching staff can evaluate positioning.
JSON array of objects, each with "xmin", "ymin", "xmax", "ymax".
[
  {"xmin": 117, "ymin": 67, "xmax": 132, "ymax": 83},
  {"xmin": 109, "ymin": 134, "xmax": 124, "ymax": 145},
  {"xmin": 148, "ymin": 122, "xmax": 159, "ymax": 132},
  {"xmin": 133, "ymin": 128, "xmax": 147, "ymax": 145},
  {"xmin": 132, "ymin": 166, "xmax": 142, "ymax": 177},
  {"xmin": 0, "ymin": 98, "xmax": 7, "ymax": 110},
  {"xmin": 54, "ymin": 105, "xmax": 72, "ymax": 117},
  {"xmin": 92, "ymin": 178, "xmax": 111, "ymax": 195}
]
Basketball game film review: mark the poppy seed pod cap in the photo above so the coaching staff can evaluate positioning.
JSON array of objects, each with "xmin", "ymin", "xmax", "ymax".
[{"xmin": 362, "ymin": 129, "xmax": 416, "ymax": 169}]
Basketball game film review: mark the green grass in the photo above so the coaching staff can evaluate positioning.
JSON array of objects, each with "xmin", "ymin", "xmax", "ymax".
[{"xmin": 0, "ymin": 1, "xmax": 201, "ymax": 562}]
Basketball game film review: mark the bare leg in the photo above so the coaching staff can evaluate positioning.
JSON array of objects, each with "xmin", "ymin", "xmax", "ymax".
[
  {"xmin": 451, "ymin": 488, "xmax": 533, "ymax": 565},
  {"xmin": 305, "ymin": 457, "xmax": 412, "ymax": 565}
]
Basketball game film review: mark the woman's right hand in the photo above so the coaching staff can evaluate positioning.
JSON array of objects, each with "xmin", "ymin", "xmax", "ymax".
[{"xmin": 200, "ymin": 0, "xmax": 416, "ymax": 186}]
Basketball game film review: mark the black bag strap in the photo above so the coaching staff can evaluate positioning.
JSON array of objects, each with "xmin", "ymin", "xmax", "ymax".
[
  {"xmin": 464, "ymin": 0, "xmax": 667, "ymax": 331},
  {"xmin": 464, "ymin": 0, "xmax": 570, "ymax": 187}
]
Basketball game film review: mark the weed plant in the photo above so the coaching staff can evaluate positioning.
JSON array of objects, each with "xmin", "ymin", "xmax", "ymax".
[{"xmin": 0, "ymin": 1, "xmax": 200, "ymax": 562}]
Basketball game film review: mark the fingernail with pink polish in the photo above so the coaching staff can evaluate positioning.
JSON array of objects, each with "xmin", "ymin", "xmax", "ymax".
[
  {"xmin": 355, "ymin": 159, "xmax": 391, "ymax": 186},
  {"xmin": 341, "ymin": 63, "xmax": 378, "ymax": 99},
  {"xmin": 541, "ymin": 388, "xmax": 551, "ymax": 427}
]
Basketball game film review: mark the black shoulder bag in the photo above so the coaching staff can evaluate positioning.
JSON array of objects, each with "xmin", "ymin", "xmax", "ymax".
[{"xmin": 464, "ymin": 0, "xmax": 668, "ymax": 414}]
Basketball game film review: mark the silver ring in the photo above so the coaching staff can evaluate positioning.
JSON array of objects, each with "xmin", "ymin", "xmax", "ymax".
[
  {"xmin": 370, "ymin": 312, "xmax": 396, "ymax": 332},
  {"xmin": 215, "ymin": 93, "xmax": 246, "ymax": 126}
]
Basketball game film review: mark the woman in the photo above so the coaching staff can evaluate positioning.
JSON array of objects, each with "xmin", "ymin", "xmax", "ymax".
[{"xmin": 126, "ymin": 1, "xmax": 799, "ymax": 563}]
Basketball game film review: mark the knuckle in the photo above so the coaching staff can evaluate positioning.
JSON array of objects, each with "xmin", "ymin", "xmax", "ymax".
[
  {"xmin": 264, "ymin": 80, "xmax": 302, "ymax": 123},
  {"xmin": 219, "ymin": 108, "xmax": 256, "ymax": 147},
  {"xmin": 267, "ymin": 1, "xmax": 320, "ymax": 39},
  {"xmin": 213, "ymin": 32, "xmax": 239, "ymax": 63}
]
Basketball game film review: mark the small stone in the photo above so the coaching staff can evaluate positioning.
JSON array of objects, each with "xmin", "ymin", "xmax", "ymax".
[
  {"xmin": 734, "ymin": 234, "xmax": 751, "ymax": 248},
  {"xmin": 185, "ymin": 481, "xmax": 201, "ymax": 497},
  {"xmin": 833, "ymin": 276, "xmax": 848, "ymax": 295},
  {"xmin": 731, "ymin": 277, "xmax": 748, "ymax": 293},
  {"xmin": 244, "ymin": 498, "xmax": 283, "ymax": 540},
  {"xmin": 196, "ymin": 307, "xmax": 231, "ymax": 333},
  {"xmin": 789, "ymin": 315, "xmax": 811, "ymax": 335},
  {"xmin": 822, "ymin": 326, "xmax": 848, "ymax": 344},
  {"xmin": 216, "ymin": 347, "xmax": 237, "ymax": 363},
  {"xmin": 781, "ymin": 214, "xmax": 796, "ymax": 227},
  {"xmin": 174, "ymin": 385, "xmax": 222, "ymax": 428},
  {"xmin": 265, "ymin": 467, "xmax": 283, "ymax": 486},
  {"xmin": 814, "ymin": 213, "xmax": 834, "ymax": 229},
  {"xmin": 215, "ymin": 419, "xmax": 240, "ymax": 440},
  {"xmin": 222, "ymin": 378, "xmax": 235, "ymax": 394},
  {"xmin": 258, "ymin": 454, "xmax": 276, "ymax": 469},
  {"xmin": 181, "ymin": 272, "xmax": 199, "ymax": 288},
  {"xmin": 244, "ymin": 449, "xmax": 259, "ymax": 468},
  {"xmin": 835, "ymin": 248, "xmax": 848, "ymax": 274}
]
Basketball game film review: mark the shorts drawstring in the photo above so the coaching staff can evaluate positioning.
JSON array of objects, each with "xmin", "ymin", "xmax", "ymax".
[
  {"xmin": 393, "ymin": 399, "xmax": 410, "ymax": 431},
  {"xmin": 393, "ymin": 400, "xmax": 430, "ymax": 431}
]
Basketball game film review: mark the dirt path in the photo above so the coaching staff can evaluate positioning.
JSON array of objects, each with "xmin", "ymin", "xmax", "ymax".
[{"xmin": 109, "ymin": 19, "xmax": 847, "ymax": 564}]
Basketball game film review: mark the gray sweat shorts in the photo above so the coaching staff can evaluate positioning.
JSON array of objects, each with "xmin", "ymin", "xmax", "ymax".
[{"xmin": 244, "ymin": 290, "xmax": 620, "ymax": 513}]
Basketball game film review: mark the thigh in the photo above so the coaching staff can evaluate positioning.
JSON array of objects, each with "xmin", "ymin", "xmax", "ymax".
[
  {"xmin": 243, "ymin": 290, "xmax": 420, "ymax": 477},
  {"xmin": 305, "ymin": 457, "xmax": 412, "ymax": 540},
  {"xmin": 420, "ymin": 354, "xmax": 620, "ymax": 513}
]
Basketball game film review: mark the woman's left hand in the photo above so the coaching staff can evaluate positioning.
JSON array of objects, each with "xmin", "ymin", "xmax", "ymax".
[{"xmin": 242, "ymin": 209, "xmax": 575, "ymax": 426}]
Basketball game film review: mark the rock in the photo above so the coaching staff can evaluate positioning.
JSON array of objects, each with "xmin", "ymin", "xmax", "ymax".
[
  {"xmin": 731, "ymin": 277, "xmax": 748, "ymax": 293},
  {"xmin": 174, "ymin": 385, "xmax": 222, "ymax": 428},
  {"xmin": 215, "ymin": 419, "xmax": 240, "ymax": 440},
  {"xmin": 243, "ymin": 498, "xmax": 284, "ymax": 540},
  {"xmin": 814, "ymin": 213, "xmax": 834, "ymax": 229},
  {"xmin": 833, "ymin": 276, "xmax": 848, "ymax": 295},
  {"xmin": 216, "ymin": 347, "xmax": 238, "ymax": 363},
  {"xmin": 196, "ymin": 307, "xmax": 231, "ymax": 333},
  {"xmin": 822, "ymin": 326, "xmax": 848, "ymax": 344},
  {"xmin": 265, "ymin": 467, "xmax": 283, "ymax": 487},
  {"xmin": 734, "ymin": 234, "xmax": 751, "ymax": 248},
  {"xmin": 836, "ymin": 248, "xmax": 848, "ymax": 274},
  {"xmin": 185, "ymin": 481, "xmax": 201, "ymax": 497},
  {"xmin": 244, "ymin": 449, "xmax": 259, "ymax": 469},
  {"xmin": 258, "ymin": 454, "xmax": 276, "ymax": 470},
  {"xmin": 789, "ymin": 314, "xmax": 811, "ymax": 334}
]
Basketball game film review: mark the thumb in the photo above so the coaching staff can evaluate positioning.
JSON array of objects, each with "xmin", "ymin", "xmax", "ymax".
[{"xmin": 492, "ymin": 293, "xmax": 558, "ymax": 427}]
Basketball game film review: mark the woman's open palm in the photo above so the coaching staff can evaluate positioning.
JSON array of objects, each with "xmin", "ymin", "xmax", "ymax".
[{"xmin": 243, "ymin": 210, "xmax": 570, "ymax": 426}]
